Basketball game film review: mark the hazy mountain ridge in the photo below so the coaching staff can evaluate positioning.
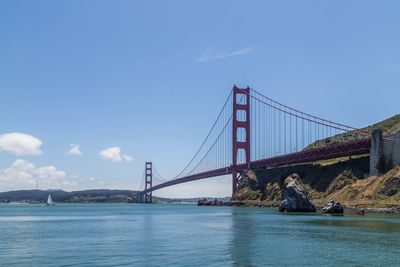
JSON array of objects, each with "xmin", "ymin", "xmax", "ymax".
[
  {"xmin": 0, "ymin": 189, "xmax": 140, "ymax": 203},
  {"xmin": 0, "ymin": 189, "xmax": 229, "ymax": 204}
]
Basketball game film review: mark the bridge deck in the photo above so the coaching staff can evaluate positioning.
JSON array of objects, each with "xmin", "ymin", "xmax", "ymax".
[{"xmin": 143, "ymin": 138, "xmax": 371, "ymax": 193}]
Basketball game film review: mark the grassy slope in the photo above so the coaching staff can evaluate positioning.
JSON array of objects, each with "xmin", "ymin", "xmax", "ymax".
[
  {"xmin": 305, "ymin": 114, "xmax": 400, "ymax": 150},
  {"xmin": 327, "ymin": 166, "xmax": 400, "ymax": 208}
]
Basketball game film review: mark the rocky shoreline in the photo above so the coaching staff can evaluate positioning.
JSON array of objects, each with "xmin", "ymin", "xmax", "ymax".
[
  {"xmin": 198, "ymin": 163, "xmax": 400, "ymax": 214},
  {"xmin": 197, "ymin": 199, "xmax": 400, "ymax": 214}
]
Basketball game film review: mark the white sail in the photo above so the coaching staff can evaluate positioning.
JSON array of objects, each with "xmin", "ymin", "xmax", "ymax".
[{"xmin": 47, "ymin": 194, "xmax": 54, "ymax": 205}]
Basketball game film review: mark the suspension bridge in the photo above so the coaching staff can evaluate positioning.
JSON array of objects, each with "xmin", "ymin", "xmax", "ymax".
[{"xmin": 138, "ymin": 85, "xmax": 390, "ymax": 203}]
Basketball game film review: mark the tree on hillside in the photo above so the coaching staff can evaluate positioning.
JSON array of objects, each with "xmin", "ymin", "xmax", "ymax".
[{"xmin": 376, "ymin": 154, "xmax": 392, "ymax": 174}]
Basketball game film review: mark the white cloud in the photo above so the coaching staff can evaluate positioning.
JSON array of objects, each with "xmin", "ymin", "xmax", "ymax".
[
  {"xmin": 1, "ymin": 159, "xmax": 35, "ymax": 182},
  {"xmin": 122, "ymin": 154, "xmax": 133, "ymax": 162},
  {"xmin": 0, "ymin": 159, "xmax": 70, "ymax": 191},
  {"xmin": 98, "ymin": 147, "xmax": 133, "ymax": 162},
  {"xmin": 34, "ymin": 166, "xmax": 66, "ymax": 180},
  {"xmin": 197, "ymin": 46, "xmax": 255, "ymax": 63},
  {"xmin": 68, "ymin": 144, "xmax": 82, "ymax": 156},
  {"xmin": 89, "ymin": 177, "xmax": 96, "ymax": 181},
  {"xmin": 0, "ymin": 132, "xmax": 43, "ymax": 156},
  {"xmin": 98, "ymin": 146, "xmax": 122, "ymax": 162}
]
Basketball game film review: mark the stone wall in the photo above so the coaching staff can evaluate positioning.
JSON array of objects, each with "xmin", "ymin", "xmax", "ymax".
[
  {"xmin": 370, "ymin": 130, "xmax": 400, "ymax": 175},
  {"xmin": 392, "ymin": 131, "xmax": 400, "ymax": 167},
  {"xmin": 370, "ymin": 130, "xmax": 383, "ymax": 176}
]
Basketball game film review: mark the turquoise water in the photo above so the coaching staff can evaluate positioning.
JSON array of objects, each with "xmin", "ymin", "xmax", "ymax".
[{"xmin": 0, "ymin": 204, "xmax": 399, "ymax": 266}]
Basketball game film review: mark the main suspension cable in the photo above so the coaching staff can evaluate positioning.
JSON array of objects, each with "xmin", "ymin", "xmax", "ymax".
[{"xmin": 174, "ymin": 90, "xmax": 233, "ymax": 178}]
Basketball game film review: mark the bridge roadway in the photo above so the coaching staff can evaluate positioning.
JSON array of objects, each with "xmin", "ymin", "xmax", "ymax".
[{"xmin": 143, "ymin": 138, "xmax": 371, "ymax": 194}]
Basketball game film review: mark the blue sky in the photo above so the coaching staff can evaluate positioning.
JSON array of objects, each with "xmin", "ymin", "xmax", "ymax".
[{"xmin": 0, "ymin": 0, "xmax": 399, "ymax": 197}]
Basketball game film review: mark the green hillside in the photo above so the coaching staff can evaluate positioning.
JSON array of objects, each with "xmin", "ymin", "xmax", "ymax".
[
  {"xmin": 0, "ymin": 189, "xmax": 139, "ymax": 203},
  {"xmin": 0, "ymin": 189, "xmax": 204, "ymax": 204},
  {"xmin": 306, "ymin": 114, "xmax": 400, "ymax": 150}
]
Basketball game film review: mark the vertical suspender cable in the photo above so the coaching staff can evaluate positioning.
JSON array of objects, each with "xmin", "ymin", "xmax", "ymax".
[{"xmin": 295, "ymin": 112, "xmax": 299, "ymax": 152}]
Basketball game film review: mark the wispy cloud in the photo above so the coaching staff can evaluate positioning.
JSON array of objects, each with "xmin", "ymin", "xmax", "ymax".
[
  {"xmin": 67, "ymin": 144, "xmax": 82, "ymax": 156},
  {"xmin": 122, "ymin": 154, "xmax": 134, "ymax": 162},
  {"xmin": 389, "ymin": 65, "xmax": 400, "ymax": 73},
  {"xmin": 197, "ymin": 46, "xmax": 255, "ymax": 63}
]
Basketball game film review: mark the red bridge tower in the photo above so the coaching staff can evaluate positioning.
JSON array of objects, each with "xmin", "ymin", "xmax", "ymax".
[
  {"xmin": 145, "ymin": 161, "xmax": 153, "ymax": 203},
  {"xmin": 232, "ymin": 86, "xmax": 251, "ymax": 194}
]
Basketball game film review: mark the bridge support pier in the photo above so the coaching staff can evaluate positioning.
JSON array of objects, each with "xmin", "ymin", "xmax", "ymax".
[
  {"xmin": 232, "ymin": 86, "xmax": 251, "ymax": 196},
  {"xmin": 145, "ymin": 162, "xmax": 153, "ymax": 203},
  {"xmin": 136, "ymin": 193, "xmax": 145, "ymax": 203},
  {"xmin": 370, "ymin": 130, "xmax": 400, "ymax": 175}
]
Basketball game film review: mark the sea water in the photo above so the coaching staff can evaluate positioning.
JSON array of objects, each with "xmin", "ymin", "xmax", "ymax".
[{"xmin": 0, "ymin": 204, "xmax": 399, "ymax": 266}]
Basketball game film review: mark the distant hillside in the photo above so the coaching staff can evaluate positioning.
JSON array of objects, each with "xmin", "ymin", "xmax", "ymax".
[
  {"xmin": 155, "ymin": 197, "xmax": 231, "ymax": 204},
  {"xmin": 0, "ymin": 189, "xmax": 225, "ymax": 204},
  {"xmin": 305, "ymin": 114, "xmax": 400, "ymax": 150},
  {"xmin": 0, "ymin": 189, "xmax": 140, "ymax": 203}
]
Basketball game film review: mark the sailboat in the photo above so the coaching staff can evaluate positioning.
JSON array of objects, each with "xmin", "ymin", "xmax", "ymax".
[{"xmin": 47, "ymin": 194, "xmax": 55, "ymax": 206}]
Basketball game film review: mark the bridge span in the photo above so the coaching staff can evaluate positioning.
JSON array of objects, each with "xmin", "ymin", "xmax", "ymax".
[{"xmin": 138, "ymin": 85, "xmax": 395, "ymax": 203}]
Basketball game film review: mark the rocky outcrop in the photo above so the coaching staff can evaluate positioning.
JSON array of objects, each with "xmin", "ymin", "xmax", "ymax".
[
  {"xmin": 197, "ymin": 198, "xmax": 222, "ymax": 206},
  {"xmin": 279, "ymin": 173, "xmax": 316, "ymax": 212},
  {"xmin": 322, "ymin": 200, "xmax": 344, "ymax": 213},
  {"xmin": 197, "ymin": 199, "xmax": 208, "ymax": 206}
]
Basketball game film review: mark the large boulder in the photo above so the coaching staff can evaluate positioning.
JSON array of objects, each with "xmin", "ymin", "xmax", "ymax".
[
  {"xmin": 322, "ymin": 200, "xmax": 344, "ymax": 213},
  {"xmin": 279, "ymin": 173, "xmax": 316, "ymax": 212}
]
